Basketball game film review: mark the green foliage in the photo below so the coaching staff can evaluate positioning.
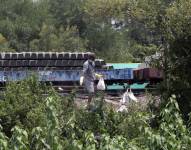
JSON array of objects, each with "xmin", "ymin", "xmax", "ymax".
[
  {"xmin": 84, "ymin": 0, "xmax": 126, "ymax": 23},
  {"xmin": 30, "ymin": 25, "xmax": 86, "ymax": 52},
  {"xmin": 0, "ymin": 0, "xmax": 50, "ymax": 51},
  {"xmin": 30, "ymin": 96, "xmax": 63, "ymax": 150},
  {"xmin": 141, "ymin": 95, "xmax": 191, "ymax": 150},
  {"xmin": 129, "ymin": 43, "xmax": 157, "ymax": 62},
  {"xmin": 9, "ymin": 126, "xmax": 29, "ymax": 150},
  {"xmin": 166, "ymin": 0, "xmax": 191, "ymax": 39},
  {"xmin": 0, "ymin": 125, "xmax": 8, "ymax": 150},
  {"xmin": 44, "ymin": 97, "xmax": 63, "ymax": 150},
  {"xmin": 0, "ymin": 0, "xmax": 159, "ymax": 61},
  {"xmin": 163, "ymin": 0, "xmax": 191, "ymax": 120},
  {"xmin": 0, "ymin": 76, "xmax": 55, "ymax": 137},
  {"xmin": 0, "ymin": 33, "xmax": 14, "ymax": 52},
  {"xmin": 0, "ymin": 79, "xmax": 191, "ymax": 150},
  {"xmin": 1, "ymin": 0, "xmax": 191, "ymax": 149},
  {"xmin": 49, "ymin": 0, "xmax": 84, "ymax": 27},
  {"xmin": 124, "ymin": 0, "xmax": 191, "ymax": 121}
]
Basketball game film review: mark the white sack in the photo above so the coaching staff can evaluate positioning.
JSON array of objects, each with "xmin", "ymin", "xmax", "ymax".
[
  {"xmin": 97, "ymin": 78, "xmax": 106, "ymax": 90},
  {"xmin": 128, "ymin": 91, "xmax": 138, "ymax": 102},
  {"xmin": 120, "ymin": 89, "xmax": 138, "ymax": 104},
  {"xmin": 120, "ymin": 92, "xmax": 130, "ymax": 104},
  {"xmin": 80, "ymin": 76, "xmax": 84, "ymax": 86},
  {"xmin": 117, "ymin": 105, "xmax": 128, "ymax": 112}
]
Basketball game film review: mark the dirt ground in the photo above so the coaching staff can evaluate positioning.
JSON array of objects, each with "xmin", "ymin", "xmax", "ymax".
[{"xmin": 74, "ymin": 93, "xmax": 160, "ymax": 111}]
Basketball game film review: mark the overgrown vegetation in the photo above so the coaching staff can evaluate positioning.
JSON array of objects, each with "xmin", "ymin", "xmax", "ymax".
[
  {"xmin": 0, "ymin": 78, "xmax": 191, "ymax": 149},
  {"xmin": 1, "ymin": 0, "xmax": 191, "ymax": 149}
]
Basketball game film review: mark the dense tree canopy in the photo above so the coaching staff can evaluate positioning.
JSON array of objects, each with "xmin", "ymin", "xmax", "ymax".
[{"xmin": 0, "ymin": 0, "xmax": 161, "ymax": 62}]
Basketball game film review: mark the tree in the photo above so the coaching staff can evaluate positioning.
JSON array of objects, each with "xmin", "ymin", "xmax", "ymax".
[
  {"xmin": 0, "ymin": 0, "xmax": 50, "ymax": 51},
  {"xmin": 49, "ymin": 0, "xmax": 86, "ymax": 35},
  {"xmin": 164, "ymin": 0, "xmax": 191, "ymax": 120},
  {"xmin": 127, "ymin": 0, "xmax": 191, "ymax": 120},
  {"xmin": 83, "ymin": 0, "xmax": 161, "ymax": 62},
  {"xmin": 30, "ymin": 24, "xmax": 87, "ymax": 52},
  {"xmin": 0, "ymin": 33, "xmax": 14, "ymax": 51}
]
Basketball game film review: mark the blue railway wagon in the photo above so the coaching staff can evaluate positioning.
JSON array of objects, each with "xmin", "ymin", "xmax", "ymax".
[{"xmin": 0, "ymin": 68, "xmax": 134, "ymax": 85}]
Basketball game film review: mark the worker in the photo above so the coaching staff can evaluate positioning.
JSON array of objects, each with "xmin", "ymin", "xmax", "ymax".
[{"xmin": 80, "ymin": 53, "xmax": 102, "ymax": 109}]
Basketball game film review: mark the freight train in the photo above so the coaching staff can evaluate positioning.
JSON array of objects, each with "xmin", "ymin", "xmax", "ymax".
[{"xmin": 0, "ymin": 52, "xmax": 163, "ymax": 91}]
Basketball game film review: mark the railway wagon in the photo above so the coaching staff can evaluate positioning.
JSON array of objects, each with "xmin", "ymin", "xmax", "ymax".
[
  {"xmin": 105, "ymin": 63, "xmax": 163, "ymax": 93},
  {"xmin": 0, "ymin": 52, "xmax": 163, "ymax": 91},
  {"xmin": 133, "ymin": 67, "xmax": 163, "ymax": 83},
  {"xmin": 107, "ymin": 63, "xmax": 163, "ymax": 83},
  {"xmin": 0, "ymin": 52, "xmax": 134, "ymax": 87},
  {"xmin": 0, "ymin": 68, "xmax": 134, "ymax": 84}
]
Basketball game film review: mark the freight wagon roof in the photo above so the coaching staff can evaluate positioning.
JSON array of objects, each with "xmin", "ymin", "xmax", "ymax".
[{"xmin": 107, "ymin": 63, "xmax": 141, "ymax": 69}]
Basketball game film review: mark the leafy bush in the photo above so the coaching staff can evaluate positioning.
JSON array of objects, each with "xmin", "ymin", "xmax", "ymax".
[
  {"xmin": 0, "ymin": 76, "xmax": 56, "ymax": 137},
  {"xmin": 0, "ymin": 78, "xmax": 191, "ymax": 150},
  {"xmin": 141, "ymin": 95, "xmax": 191, "ymax": 150}
]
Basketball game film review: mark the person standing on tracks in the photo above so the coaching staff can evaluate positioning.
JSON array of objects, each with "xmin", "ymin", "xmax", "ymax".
[{"xmin": 80, "ymin": 53, "xmax": 102, "ymax": 109}]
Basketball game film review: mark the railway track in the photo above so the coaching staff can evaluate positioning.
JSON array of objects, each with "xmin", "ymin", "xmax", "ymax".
[
  {"xmin": 0, "ymin": 82, "xmax": 154, "ymax": 108},
  {"xmin": 0, "ymin": 83, "xmax": 123, "ymax": 98}
]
